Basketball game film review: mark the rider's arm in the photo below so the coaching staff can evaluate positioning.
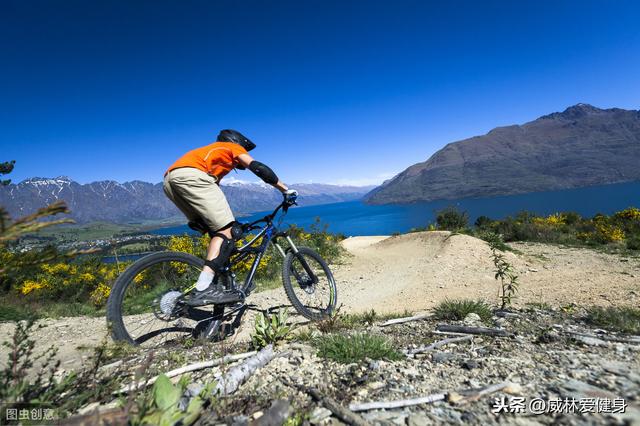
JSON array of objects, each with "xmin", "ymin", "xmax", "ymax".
[{"xmin": 237, "ymin": 153, "xmax": 289, "ymax": 193}]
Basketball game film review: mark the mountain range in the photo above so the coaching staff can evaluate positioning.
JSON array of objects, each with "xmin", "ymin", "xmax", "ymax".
[
  {"xmin": 365, "ymin": 104, "xmax": 640, "ymax": 204},
  {"xmin": 0, "ymin": 177, "xmax": 373, "ymax": 224}
]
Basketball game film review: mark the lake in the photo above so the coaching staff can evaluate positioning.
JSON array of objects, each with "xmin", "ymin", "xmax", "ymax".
[{"xmin": 152, "ymin": 181, "xmax": 640, "ymax": 237}]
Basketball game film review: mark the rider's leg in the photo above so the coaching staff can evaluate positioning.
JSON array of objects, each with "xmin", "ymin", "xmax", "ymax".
[
  {"xmin": 194, "ymin": 227, "xmax": 233, "ymax": 290},
  {"xmin": 205, "ymin": 227, "xmax": 233, "ymax": 273}
]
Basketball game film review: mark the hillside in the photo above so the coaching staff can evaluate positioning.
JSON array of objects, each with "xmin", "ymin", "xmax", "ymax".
[
  {"xmin": 0, "ymin": 177, "xmax": 372, "ymax": 224},
  {"xmin": 365, "ymin": 104, "xmax": 640, "ymax": 204}
]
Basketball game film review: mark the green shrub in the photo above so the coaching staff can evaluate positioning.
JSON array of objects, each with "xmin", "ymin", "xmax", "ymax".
[
  {"xmin": 477, "ymin": 231, "xmax": 510, "ymax": 252},
  {"xmin": 585, "ymin": 306, "xmax": 640, "ymax": 334},
  {"xmin": 315, "ymin": 307, "xmax": 413, "ymax": 333},
  {"xmin": 316, "ymin": 333, "xmax": 403, "ymax": 363},
  {"xmin": 251, "ymin": 309, "xmax": 291, "ymax": 349},
  {"xmin": 436, "ymin": 206, "xmax": 469, "ymax": 231},
  {"xmin": 474, "ymin": 215, "xmax": 493, "ymax": 229},
  {"xmin": 130, "ymin": 374, "xmax": 210, "ymax": 426},
  {"xmin": 433, "ymin": 299, "xmax": 493, "ymax": 323},
  {"xmin": 472, "ymin": 207, "xmax": 640, "ymax": 250},
  {"xmin": 0, "ymin": 320, "xmax": 121, "ymax": 417},
  {"xmin": 626, "ymin": 235, "xmax": 640, "ymax": 250}
]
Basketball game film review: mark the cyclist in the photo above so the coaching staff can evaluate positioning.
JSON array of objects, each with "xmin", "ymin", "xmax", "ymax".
[{"xmin": 163, "ymin": 129, "xmax": 297, "ymax": 305}]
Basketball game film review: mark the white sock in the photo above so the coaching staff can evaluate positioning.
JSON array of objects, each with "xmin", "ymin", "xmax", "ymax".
[{"xmin": 195, "ymin": 271, "xmax": 215, "ymax": 291}]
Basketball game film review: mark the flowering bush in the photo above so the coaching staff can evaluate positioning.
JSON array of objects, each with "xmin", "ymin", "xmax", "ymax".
[
  {"xmin": 14, "ymin": 259, "xmax": 122, "ymax": 306},
  {"xmin": 614, "ymin": 207, "xmax": 640, "ymax": 221},
  {"xmin": 477, "ymin": 207, "xmax": 639, "ymax": 250}
]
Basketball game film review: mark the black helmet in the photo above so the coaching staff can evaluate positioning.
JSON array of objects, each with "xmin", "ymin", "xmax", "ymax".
[{"xmin": 217, "ymin": 129, "xmax": 256, "ymax": 152}]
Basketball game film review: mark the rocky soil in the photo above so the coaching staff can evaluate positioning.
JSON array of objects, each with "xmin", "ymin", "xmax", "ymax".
[
  {"xmin": 3, "ymin": 231, "xmax": 638, "ymax": 372},
  {"xmin": 70, "ymin": 306, "xmax": 640, "ymax": 425},
  {"xmin": 2, "ymin": 232, "xmax": 639, "ymax": 424}
]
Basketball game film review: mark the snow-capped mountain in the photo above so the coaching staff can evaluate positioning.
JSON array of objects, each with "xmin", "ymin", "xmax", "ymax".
[{"xmin": 0, "ymin": 176, "xmax": 373, "ymax": 224}]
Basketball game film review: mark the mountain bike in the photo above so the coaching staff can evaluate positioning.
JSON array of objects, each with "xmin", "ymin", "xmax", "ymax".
[{"xmin": 106, "ymin": 194, "xmax": 337, "ymax": 347}]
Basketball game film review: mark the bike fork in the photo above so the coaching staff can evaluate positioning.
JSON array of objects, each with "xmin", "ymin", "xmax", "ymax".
[{"xmin": 275, "ymin": 237, "xmax": 318, "ymax": 284}]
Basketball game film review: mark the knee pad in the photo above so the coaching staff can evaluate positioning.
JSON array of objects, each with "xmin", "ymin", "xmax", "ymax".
[{"xmin": 204, "ymin": 233, "xmax": 236, "ymax": 273}]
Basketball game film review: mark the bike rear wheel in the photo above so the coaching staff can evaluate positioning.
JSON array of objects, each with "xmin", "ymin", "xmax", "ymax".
[
  {"xmin": 106, "ymin": 251, "xmax": 219, "ymax": 347},
  {"xmin": 282, "ymin": 247, "xmax": 337, "ymax": 320}
]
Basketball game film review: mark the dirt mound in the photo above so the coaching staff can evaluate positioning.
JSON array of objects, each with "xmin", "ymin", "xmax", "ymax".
[
  {"xmin": 331, "ymin": 231, "xmax": 525, "ymax": 314},
  {"xmin": 334, "ymin": 231, "xmax": 639, "ymax": 314}
]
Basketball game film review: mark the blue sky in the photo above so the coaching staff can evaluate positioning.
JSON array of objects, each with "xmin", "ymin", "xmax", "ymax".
[{"xmin": 1, "ymin": 0, "xmax": 639, "ymax": 186}]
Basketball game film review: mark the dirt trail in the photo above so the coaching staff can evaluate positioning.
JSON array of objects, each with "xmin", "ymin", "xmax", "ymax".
[{"xmin": 2, "ymin": 231, "xmax": 639, "ymax": 370}]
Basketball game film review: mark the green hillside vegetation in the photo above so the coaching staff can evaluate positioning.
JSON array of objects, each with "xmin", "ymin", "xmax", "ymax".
[{"xmin": 429, "ymin": 206, "xmax": 640, "ymax": 253}]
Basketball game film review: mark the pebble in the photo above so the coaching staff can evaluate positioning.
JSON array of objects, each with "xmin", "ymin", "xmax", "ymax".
[
  {"xmin": 408, "ymin": 413, "xmax": 431, "ymax": 426},
  {"xmin": 463, "ymin": 313, "xmax": 481, "ymax": 325},
  {"xmin": 461, "ymin": 359, "xmax": 480, "ymax": 370},
  {"xmin": 309, "ymin": 407, "xmax": 332, "ymax": 424},
  {"xmin": 431, "ymin": 352, "xmax": 456, "ymax": 364}
]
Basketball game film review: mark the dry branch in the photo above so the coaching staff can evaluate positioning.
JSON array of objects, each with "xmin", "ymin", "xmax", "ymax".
[
  {"xmin": 406, "ymin": 335, "xmax": 473, "ymax": 356},
  {"xmin": 349, "ymin": 393, "xmax": 446, "ymax": 412},
  {"xmin": 116, "ymin": 350, "xmax": 257, "ymax": 393},
  {"xmin": 436, "ymin": 324, "xmax": 512, "ymax": 337},
  {"xmin": 306, "ymin": 387, "xmax": 370, "ymax": 426},
  {"xmin": 566, "ymin": 331, "xmax": 640, "ymax": 345},
  {"xmin": 379, "ymin": 314, "xmax": 429, "ymax": 327},
  {"xmin": 350, "ymin": 381, "xmax": 515, "ymax": 412},
  {"xmin": 213, "ymin": 345, "xmax": 277, "ymax": 396},
  {"xmin": 452, "ymin": 381, "xmax": 512, "ymax": 404}
]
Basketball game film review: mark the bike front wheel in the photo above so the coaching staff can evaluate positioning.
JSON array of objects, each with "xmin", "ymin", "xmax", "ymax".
[
  {"xmin": 282, "ymin": 247, "xmax": 337, "ymax": 320},
  {"xmin": 106, "ymin": 251, "xmax": 217, "ymax": 347}
]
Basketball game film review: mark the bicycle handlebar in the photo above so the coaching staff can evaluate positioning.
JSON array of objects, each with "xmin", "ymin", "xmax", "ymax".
[{"xmin": 243, "ymin": 194, "xmax": 297, "ymax": 231}]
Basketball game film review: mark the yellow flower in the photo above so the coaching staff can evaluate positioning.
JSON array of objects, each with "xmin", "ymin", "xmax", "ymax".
[
  {"xmin": 532, "ymin": 217, "xmax": 546, "ymax": 225},
  {"xmin": 615, "ymin": 207, "xmax": 640, "ymax": 221},
  {"xmin": 90, "ymin": 282, "xmax": 111, "ymax": 306},
  {"xmin": 41, "ymin": 263, "xmax": 71, "ymax": 275},
  {"xmin": 165, "ymin": 235, "xmax": 198, "ymax": 255},
  {"xmin": 545, "ymin": 213, "xmax": 565, "ymax": 226},
  {"xmin": 595, "ymin": 223, "xmax": 625, "ymax": 242},
  {"xmin": 133, "ymin": 269, "xmax": 148, "ymax": 285},
  {"xmin": 20, "ymin": 279, "xmax": 46, "ymax": 295},
  {"xmin": 79, "ymin": 272, "xmax": 95, "ymax": 282}
]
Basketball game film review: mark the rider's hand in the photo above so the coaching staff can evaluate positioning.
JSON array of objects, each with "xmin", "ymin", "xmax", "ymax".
[{"xmin": 284, "ymin": 189, "xmax": 298, "ymax": 202}]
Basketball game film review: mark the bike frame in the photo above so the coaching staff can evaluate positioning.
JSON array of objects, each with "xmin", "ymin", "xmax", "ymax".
[{"xmin": 228, "ymin": 200, "xmax": 316, "ymax": 297}]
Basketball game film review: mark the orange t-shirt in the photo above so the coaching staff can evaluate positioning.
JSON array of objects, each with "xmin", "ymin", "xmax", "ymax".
[{"xmin": 166, "ymin": 142, "xmax": 248, "ymax": 181}]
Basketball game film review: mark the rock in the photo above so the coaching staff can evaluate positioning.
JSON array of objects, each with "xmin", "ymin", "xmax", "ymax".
[
  {"xmin": 402, "ymin": 366, "xmax": 421, "ymax": 377},
  {"xmin": 309, "ymin": 407, "xmax": 332, "ymax": 425},
  {"xmin": 446, "ymin": 392, "xmax": 463, "ymax": 404},
  {"xmin": 536, "ymin": 329, "xmax": 560, "ymax": 343},
  {"xmin": 368, "ymin": 360, "xmax": 381, "ymax": 370},
  {"xmin": 391, "ymin": 415, "xmax": 408, "ymax": 426},
  {"xmin": 232, "ymin": 415, "xmax": 249, "ymax": 426},
  {"xmin": 504, "ymin": 383, "xmax": 524, "ymax": 395},
  {"xmin": 431, "ymin": 352, "xmax": 456, "ymax": 364},
  {"xmin": 367, "ymin": 381, "xmax": 386, "ymax": 391},
  {"xmin": 463, "ymin": 313, "xmax": 481, "ymax": 325},
  {"xmin": 572, "ymin": 335, "xmax": 609, "ymax": 347},
  {"xmin": 465, "ymin": 379, "xmax": 482, "ymax": 388},
  {"xmin": 461, "ymin": 359, "xmax": 479, "ymax": 370},
  {"xmin": 408, "ymin": 413, "xmax": 432, "ymax": 426},
  {"xmin": 77, "ymin": 402, "xmax": 100, "ymax": 415}
]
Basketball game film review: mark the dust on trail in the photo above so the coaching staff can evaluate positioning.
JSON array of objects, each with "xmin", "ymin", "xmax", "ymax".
[{"xmin": 2, "ymin": 231, "xmax": 639, "ymax": 370}]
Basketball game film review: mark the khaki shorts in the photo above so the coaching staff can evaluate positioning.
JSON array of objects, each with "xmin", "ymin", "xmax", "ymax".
[{"xmin": 163, "ymin": 167, "xmax": 235, "ymax": 232}]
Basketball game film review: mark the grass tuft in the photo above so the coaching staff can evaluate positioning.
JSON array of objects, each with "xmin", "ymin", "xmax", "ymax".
[
  {"xmin": 525, "ymin": 302, "xmax": 553, "ymax": 312},
  {"xmin": 433, "ymin": 299, "xmax": 493, "ymax": 323},
  {"xmin": 315, "ymin": 307, "xmax": 413, "ymax": 333},
  {"xmin": 315, "ymin": 333, "xmax": 403, "ymax": 363},
  {"xmin": 585, "ymin": 306, "xmax": 640, "ymax": 334}
]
